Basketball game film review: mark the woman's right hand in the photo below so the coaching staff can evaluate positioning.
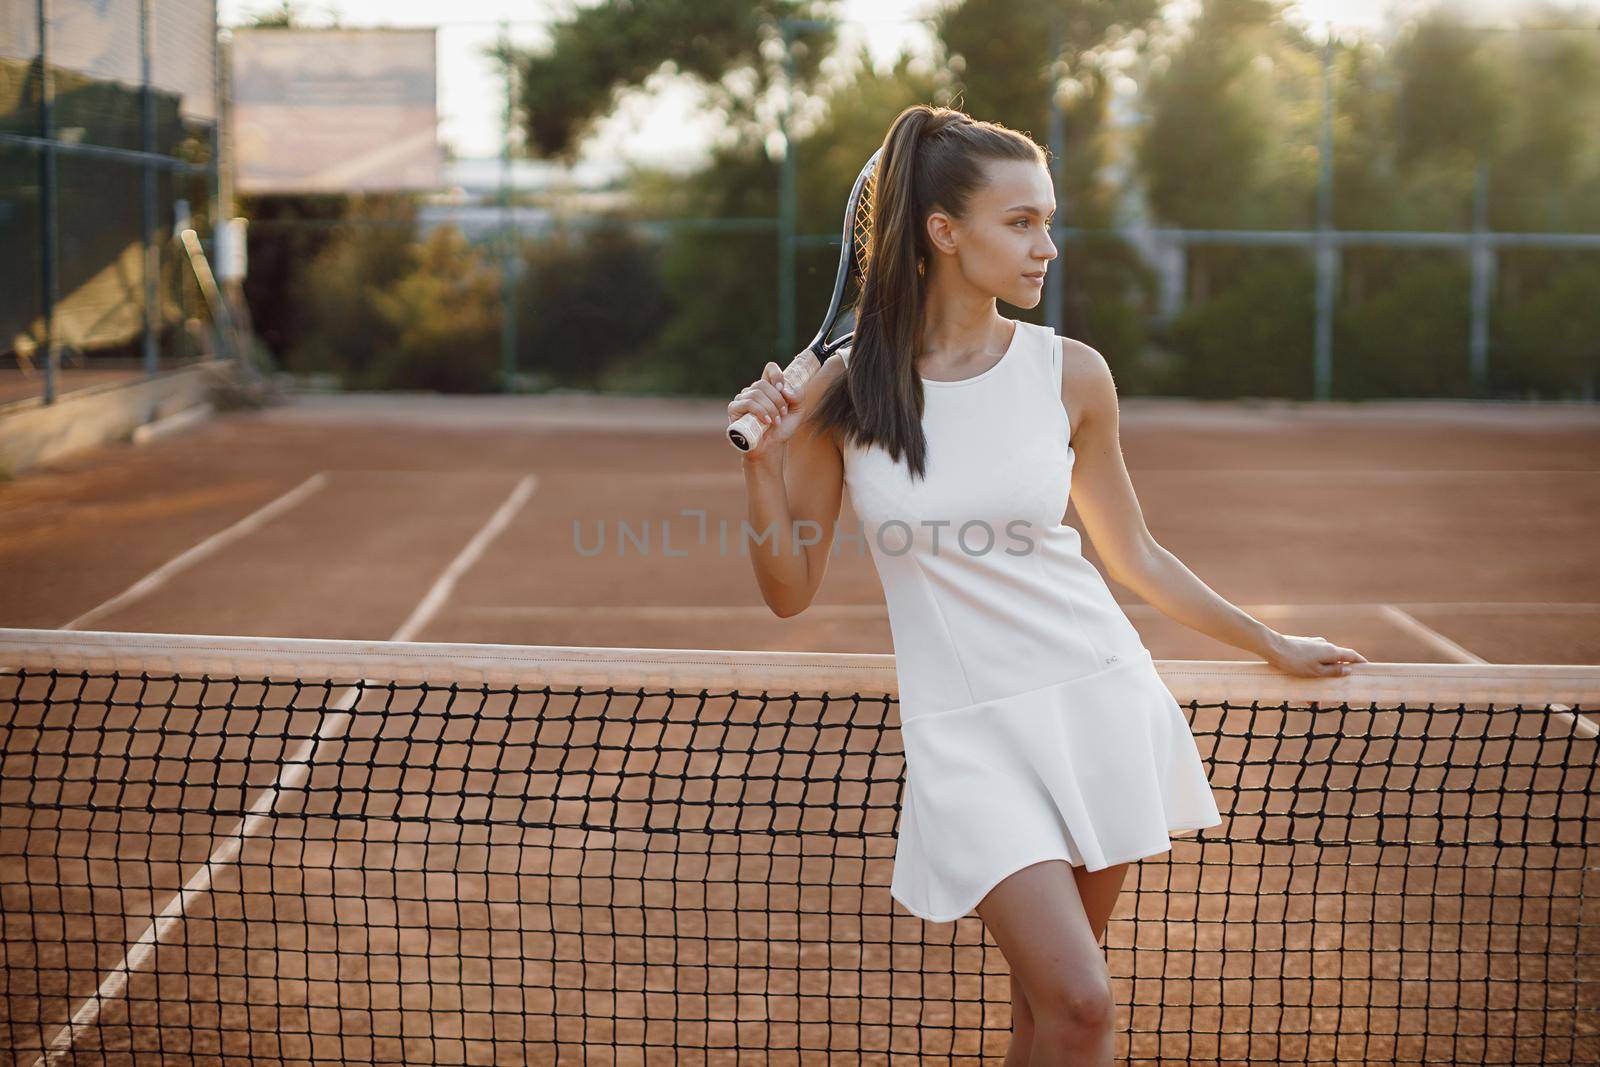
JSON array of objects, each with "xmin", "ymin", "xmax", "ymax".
[
  {"xmin": 730, "ymin": 361, "xmax": 803, "ymax": 461},
  {"xmin": 1263, "ymin": 632, "xmax": 1367, "ymax": 678}
]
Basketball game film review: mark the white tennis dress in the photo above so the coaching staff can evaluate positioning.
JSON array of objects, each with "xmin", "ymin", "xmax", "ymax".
[{"xmin": 839, "ymin": 319, "xmax": 1223, "ymax": 923}]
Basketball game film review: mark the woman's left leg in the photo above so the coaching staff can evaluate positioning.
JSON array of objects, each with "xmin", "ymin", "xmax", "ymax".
[
  {"xmin": 1073, "ymin": 862, "xmax": 1131, "ymax": 944},
  {"xmin": 995, "ymin": 861, "xmax": 1132, "ymax": 1067}
]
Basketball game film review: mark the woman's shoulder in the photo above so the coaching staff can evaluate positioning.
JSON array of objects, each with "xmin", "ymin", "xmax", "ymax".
[
  {"xmin": 1055, "ymin": 334, "xmax": 1110, "ymax": 379},
  {"xmin": 1052, "ymin": 333, "xmax": 1116, "ymax": 435}
]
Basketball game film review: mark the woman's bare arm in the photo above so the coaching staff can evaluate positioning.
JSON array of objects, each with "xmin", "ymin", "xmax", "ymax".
[
  {"xmin": 1059, "ymin": 337, "xmax": 1363, "ymax": 677},
  {"xmin": 740, "ymin": 354, "xmax": 848, "ymax": 617}
]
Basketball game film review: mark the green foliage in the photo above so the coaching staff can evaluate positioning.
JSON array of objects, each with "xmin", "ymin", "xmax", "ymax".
[
  {"xmin": 792, "ymin": 47, "xmax": 950, "ymax": 234},
  {"xmin": 939, "ymin": 0, "xmax": 1160, "ymax": 352},
  {"xmin": 1166, "ymin": 247, "xmax": 1315, "ymax": 398},
  {"xmin": 1488, "ymin": 27, "xmax": 1600, "ymax": 233},
  {"xmin": 1334, "ymin": 249, "xmax": 1471, "ymax": 397},
  {"xmin": 1140, "ymin": 2, "xmax": 1600, "ymax": 398},
  {"xmin": 1139, "ymin": 0, "xmax": 1319, "ymax": 228},
  {"xmin": 516, "ymin": 0, "xmax": 836, "ymax": 160},
  {"xmin": 1493, "ymin": 250, "xmax": 1600, "ymax": 398},
  {"xmin": 1139, "ymin": 2, "xmax": 1320, "ymax": 396},
  {"xmin": 365, "ymin": 227, "xmax": 502, "ymax": 393},
  {"xmin": 516, "ymin": 223, "xmax": 675, "ymax": 388},
  {"xmin": 1331, "ymin": 17, "xmax": 1496, "ymax": 229},
  {"xmin": 239, "ymin": 192, "xmax": 376, "ymax": 360},
  {"xmin": 1327, "ymin": 39, "xmax": 1411, "ymax": 230},
  {"xmin": 1333, "ymin": 13, "xmax": 1600, "ymax": 233},
  {"xmin": 517, "ymin": 0, "xmax": 1166, "ymax": 397},
  {"xmin": 286, "ymin": 208, "xmax": 501, "ymax": 393},
  {"xmin": 628, "ymin": 49, "xmax": 947, "ymax": 394},
  {"xmin": 649, "ymin": 225, "xmax": 778, "ymax": 393},
  {"xmin": 240, "ymin": 0, "xmax": 1600, "ymax": 401},
  {"xmin": 937, "ymin": 0, "xmax": 1159, "ymax": 149},
  {"xmin": 1062, "ymin": 232, "xmax": 1158, "ymax": 384},
  {"xmin": 243, "ymin": 3, "xmax": 298, "ymax": 29},
  {"xmin": 1393, "ymin": 14, "xmax": 1507, "ymax": 172},
  {"xmin": 282, "ymin": 198, "xmax": 415, "ymax": 384}
]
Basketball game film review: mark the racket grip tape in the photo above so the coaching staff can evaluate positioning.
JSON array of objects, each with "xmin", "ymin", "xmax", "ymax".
[{"xmin": 727, "ymin": 351, "xmax": 823, "ymax": 452}]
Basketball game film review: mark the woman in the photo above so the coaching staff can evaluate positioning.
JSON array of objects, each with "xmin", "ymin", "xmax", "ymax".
[{"xmin": 730, "ymin": 104, "xmax": 1366, "ymax": 1066}]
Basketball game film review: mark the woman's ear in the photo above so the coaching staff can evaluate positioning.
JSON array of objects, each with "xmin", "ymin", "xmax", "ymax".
[{"xmin": 924, "ymin": 210, "xmax": 958, "ymax": 257}]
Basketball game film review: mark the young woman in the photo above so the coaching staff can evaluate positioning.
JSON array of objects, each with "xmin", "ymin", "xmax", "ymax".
[{"xmin": 730, "ymin": 104, "xmax": 1366, "ymax": 1067}]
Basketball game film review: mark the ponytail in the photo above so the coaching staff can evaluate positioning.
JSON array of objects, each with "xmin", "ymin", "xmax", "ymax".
[{"xmin": 806, "ymin": 105, "xmax": 1046, "ymax": 480}]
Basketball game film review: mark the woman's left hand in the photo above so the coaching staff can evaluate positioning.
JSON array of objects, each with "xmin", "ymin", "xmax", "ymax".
[{"xmin": 1264, "ymin": 633, "xmax": 1368, "ymax": 678}]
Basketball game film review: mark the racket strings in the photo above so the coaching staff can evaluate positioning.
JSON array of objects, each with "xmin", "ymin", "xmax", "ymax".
[{"xmin": 846, "ymin": 174, "xmax": 877, "ymax": 313}]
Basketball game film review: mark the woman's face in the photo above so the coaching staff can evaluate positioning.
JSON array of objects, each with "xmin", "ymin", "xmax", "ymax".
[{"xmin": 926, "ymin": 158, "xmax": 1057, "ymax": 308}]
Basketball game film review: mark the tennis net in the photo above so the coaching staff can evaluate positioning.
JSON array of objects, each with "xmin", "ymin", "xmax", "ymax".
[{"xmin": 1, "ymin": 628, "xmax": 1596, "ymax": 1066}]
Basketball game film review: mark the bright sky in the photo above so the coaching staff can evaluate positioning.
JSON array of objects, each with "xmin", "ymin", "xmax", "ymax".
[{"xmin": 218, "ymin": 0, "xmax": 1596, "ymax": 164}]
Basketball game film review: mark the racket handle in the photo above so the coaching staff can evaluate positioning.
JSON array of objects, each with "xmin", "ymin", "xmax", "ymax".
[{"xmin": 727, "ymin": 350, "xmax": 823, "ymax": 452}]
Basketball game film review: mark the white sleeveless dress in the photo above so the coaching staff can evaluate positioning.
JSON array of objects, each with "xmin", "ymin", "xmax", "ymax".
[{"xmin": 839, "ymin": 319, "xmax": 1223, "ymax": 923}]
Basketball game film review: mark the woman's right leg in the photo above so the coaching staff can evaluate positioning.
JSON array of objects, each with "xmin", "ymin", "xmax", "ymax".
[
  {"xmin": 1004, "ymin": 971, "xmax": 1035, "ymax": 1067},
  {"xmin": 976, "ymin": 858, "xmax": 1116, "ymax": 1067}
]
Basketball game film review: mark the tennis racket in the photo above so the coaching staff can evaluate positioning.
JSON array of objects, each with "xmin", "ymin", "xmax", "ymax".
[{"xmin": 727, "ymin": 147, "xmax": 881, "ymax": 452}]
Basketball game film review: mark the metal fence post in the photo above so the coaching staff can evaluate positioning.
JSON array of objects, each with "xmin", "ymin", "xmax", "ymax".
[
  {"xmin": 1312, "ymin": 32, "xmax": 1336, "ymax": 401},
  {"xmin": 499, "ymin": 19, "xmax": 519, "ymax": 392},
  {"xmin": 37, "ymin": 0, "xmax": 57, "ymax": 404},
  {"xmin": 1468, "ymin": 163, "xmax": 1493, "ymax": 395},
  {"xmin": 141, "ymin": 0, "xmax": 159, "ymax": 379},
  {"xmin": 211, "ymin": 1, "xmax": 225, "ymax": 244}
]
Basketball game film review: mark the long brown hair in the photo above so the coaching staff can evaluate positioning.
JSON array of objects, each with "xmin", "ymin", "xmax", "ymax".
[{"xmin": 805, "ymin": 105, "xmax": 1047, "ymax": 480}]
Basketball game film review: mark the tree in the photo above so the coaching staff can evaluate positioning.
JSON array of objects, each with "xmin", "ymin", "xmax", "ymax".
[
  {"xmin": 512, "ymin": 0, "xmax": 1165, "ymax": 393},
  {"xmin": 1138, "ymin": 0, "xmax": 1317, "ymax": 229},
  {"xmin": 1488, "ymin": 16, "xmax": 1600, "ymax": 233},
  {"xmin": 937, "ymin": 0, "xmax": 1161, "ymax": 359},
  {"xmin": 1137, "ymin": 0, "xmax": 1322, "ymax": 396},
  {"xmin": 625, "ymin": 48, "xmax": 949, "ymax": 393},
  {"xmin": 514, "ymin": 0, "xmax": 837, "ymax": 161},
  {"xmin": 1485, "ymin": 14, "xmax": 1600, "ymax": 398},
  {"xmin": 238, "ymin": 2, "xmax": 340, "ymax": 29},
  {"xmin": 367, "ymin": 226, "xmax": 502, "ymax": 393},
  {"xmin": 515, "ymin": 223, "xmax": 675, "ymax": 389},
  {"xmin": 280, "ymin": 198, "xmax": 412, "ymax": 384}
]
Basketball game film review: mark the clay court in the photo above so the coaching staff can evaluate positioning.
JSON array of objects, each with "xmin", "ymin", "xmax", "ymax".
[
  {"xmin": 1, "ymin": 393, "xmax": 1597, "ymax": 1065},
  {"xmin": 7, "ymin": 0, "xmax": 1600, "ymax": 1057},
  {"xmin": 5, "ymin": 393, "xmax": 1599, "ymax": 657}
]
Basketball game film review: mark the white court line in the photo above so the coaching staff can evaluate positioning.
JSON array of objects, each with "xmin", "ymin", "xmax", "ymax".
[
  {"xmin": 468, "ymin": 601, "xmax": 1600, "ymax": 622},
  {"xmin": 30, "ymin": 693, "xmax": 364, "ymax": 1066},
  {"xmin": 1119, "ymin": 600, "xmax": 1600, "ymax": 617},
  {"xmin": 1129, "ymin": 603, "xmax": 1593, "ymax": 735},
  {"xmin": 1123, "ymin": 597, "xmax": 1500, "ymax": 665},
  {"xmin": 391, "ymin": 476, "xmax": 538, "ymax": 642},
  {"xmin": 1371, "ymin": 606, "xmax": 1595, "ymax": 737},
  {"xmin": 303, "ymin": 469, "xmax": 529, "ymax": 479},
  {"xmin": 1131, "ymin": 469, "xmax": 1600, "ymax": 476},
  {"xmin": 34, "ymin": 474, "xmax": 539, "ymax": 1065},
  {"xmin": 1377, "ymin": 602, "xmax": 1600, "ymax": 615},
  {"xmin": 1378, "ymin": 604, "xmax": 1488, "ymax": 664},
  {"xmin": 59, "ymin": 474, "xmax": 330, "ymax": 632},
  {"xmin": 465, "ymin": 603, "xmax": 884, "ymax": 621}
]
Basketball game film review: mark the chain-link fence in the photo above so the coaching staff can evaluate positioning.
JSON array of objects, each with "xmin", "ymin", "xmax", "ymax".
[
  {"xmin": 240, "ymin": 10, "xmax": 1600, "ymax": 403},
  {"xmin": 0, "ymin": 0, "xmax": 222, "ymax": 409}
]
